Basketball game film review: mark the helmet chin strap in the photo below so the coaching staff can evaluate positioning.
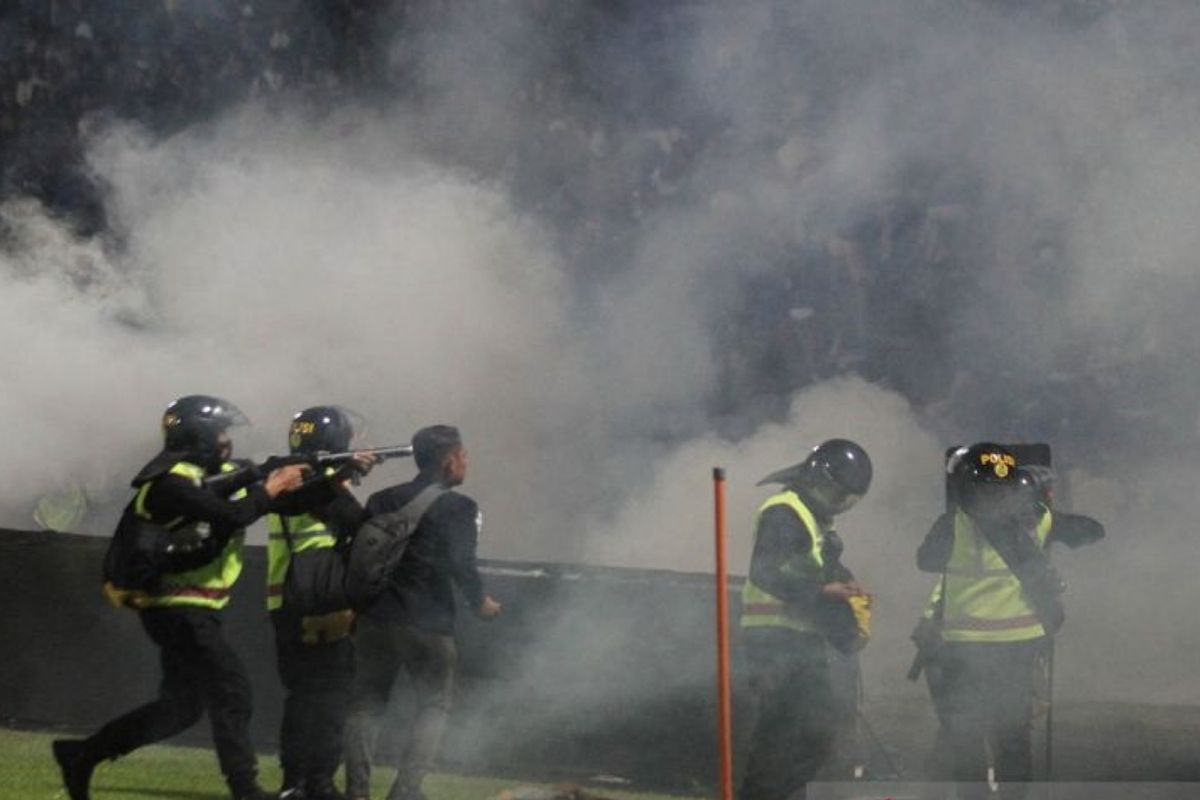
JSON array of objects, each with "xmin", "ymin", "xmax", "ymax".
[{"xmin": 792, "ymin": 482, "xmax": 834, "ymax": 522}]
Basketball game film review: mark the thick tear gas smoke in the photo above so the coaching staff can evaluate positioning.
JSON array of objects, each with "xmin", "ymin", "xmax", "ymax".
[
  {"xmin": 2, "ymin": 118, "xmax": 580, "ymax": 563},
  {"xmin": 5, "ymin": 0, "xmax": 1200, "ymax": 706}
]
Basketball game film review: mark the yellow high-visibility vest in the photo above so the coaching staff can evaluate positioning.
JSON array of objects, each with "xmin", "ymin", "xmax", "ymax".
[
  {"xmin": 941, "ymin": 506, "xmax": 1053, "ymax": 643},
  {"xmin": 740, "ymin": 490, "xmax": 825, "ymax": 635},
  {"xmin": 265, "ymin": 469, "xmax": 338, "ymax": 612},
  {"xmin": 142, "ymin": 461, "xmax": 247, "ymax": 611}
]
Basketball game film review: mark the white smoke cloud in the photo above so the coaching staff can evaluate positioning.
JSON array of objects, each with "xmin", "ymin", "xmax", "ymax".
[
  {"xmin": 3, "ymin": 112, "xmax": 582, "ymax": 556},
  {"xmin": 6, "ymin": 0, "xmax": 1200, "ymax": 709}
]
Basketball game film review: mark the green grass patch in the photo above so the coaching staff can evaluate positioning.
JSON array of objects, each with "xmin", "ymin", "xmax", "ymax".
[{"xmin": 0, "ymin": 728, "xmax": 700, "ymax": 800}]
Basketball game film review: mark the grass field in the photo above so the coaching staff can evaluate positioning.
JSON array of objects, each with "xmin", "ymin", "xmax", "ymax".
[{"xmin": 0, "ymin": 728, "xmax": 699, "ymax": 800}]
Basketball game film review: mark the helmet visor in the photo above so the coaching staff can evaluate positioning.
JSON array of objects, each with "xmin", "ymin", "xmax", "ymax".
[
  {"xmin": 162, "ymin": 396, "xmax": 250, "ymax": 441},
  {"xmin": 209, "ymin": 399, "xmax": 250, "ymax": 430},
  {"xmin": 808, "ymin": 467, "xmax": 864, "ymax": 515},
  {"xmin": 335, "ymin": 406, "xmax": 368, "ymax": 445}
]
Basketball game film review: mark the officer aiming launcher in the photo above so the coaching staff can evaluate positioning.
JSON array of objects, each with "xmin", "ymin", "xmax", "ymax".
[
  {"xmin": 206, "ymin": 406, "xmax": 413, "ymax": 492},
  {"xmin": 261, "ymin": 443, "xmax": 413, "ymax": 473},
  {"xmin": 205, "ymin": 445, "xmax": 412, "ymax": 492}
]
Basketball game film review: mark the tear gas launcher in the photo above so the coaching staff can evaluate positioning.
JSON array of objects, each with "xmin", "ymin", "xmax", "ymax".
[{"xmin": 205, "ymin": 445, "xmax": 414, "ymax": 492}]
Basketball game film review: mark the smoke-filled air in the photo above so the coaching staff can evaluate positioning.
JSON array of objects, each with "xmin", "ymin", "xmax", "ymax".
[{"xmin": 5, "ymin": 0, "xmax": 1200, "ymax": 708}]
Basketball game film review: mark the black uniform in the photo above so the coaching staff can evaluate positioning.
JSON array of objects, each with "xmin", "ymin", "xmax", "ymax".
[
  {"xmin": 268, "ymin": 478, "xmax": 367, "ymax": 798},
  {"xmin": 343, "ymin": 474, "xmax": 485, "ymax": 800},
  {"xmin": 60, "ymin": 453, "xmax": 274, "ymax": 800}
]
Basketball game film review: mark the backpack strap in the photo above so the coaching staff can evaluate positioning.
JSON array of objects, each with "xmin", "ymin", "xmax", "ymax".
[
  {"xmin": 975, "ymin": 517, "xmax": 1065, "ymax": 636},
  {"xmin": 279, "ymin": 513, "xmax": 295, "ymax": 552},
  {"xmin": 397, "ymin": 483, "xmax": 450, "ymax": 528}
]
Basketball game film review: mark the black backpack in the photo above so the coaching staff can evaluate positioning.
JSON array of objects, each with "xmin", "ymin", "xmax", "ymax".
[
  {"xmin": 103, "ymin": 506, "xmax": 171, "ymax": 595},
  {"xmin": 344, "ymin": 483, "xmax": 447, "ymax": 611},
  {"xmin": 275, "ymin": 516, "xmax": 353, "ymax": 616},
  {"xmin": 103, "ymin": 505, "xmax": 226, "ymax": 604}
]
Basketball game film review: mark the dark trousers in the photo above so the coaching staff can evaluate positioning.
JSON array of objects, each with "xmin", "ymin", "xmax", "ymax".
[
  {"xmin": 922, "ymin": 658, "xmax": 956, "ymax": 780},
  {"xmin": 273, "ymin": 613, "xmax": 355, "ymax": 788},
  {"xmin": 738, "ymin": 630, "xmax": 837, "ymax": 800},
  {"xmin": 343, "ymin": 616, "xmax": 457, "ymax": 799},
  {"xmin": 83, "ymin": 606, "xmax": 259, "ymax": 791},
  {"xmin": 939, "ymin": 638, "xmax": 1042, "ymax": 800}
]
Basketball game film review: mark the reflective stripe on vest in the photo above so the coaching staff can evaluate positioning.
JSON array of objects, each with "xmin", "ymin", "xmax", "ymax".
[
  {"xmin": 265, "ymin": 467, "xmax": 338, "ymax": 611},
  {"xmin": 143, "ymin": 461, "xmax": 247, "ymax": 611},
  {"xmin": 941, "ymin": 506, "xmax": 1052, "ymax": 643},
  {"xmin": 740, "ymin": 490, "xmax": 825, "ymax": 634}
]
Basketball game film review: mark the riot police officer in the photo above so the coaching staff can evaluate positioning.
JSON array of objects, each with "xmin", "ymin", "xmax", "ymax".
[
  {"xmin": 53, "ymin": 395, "xmax": 308, "ymax": 800},
  {"xmin": 916, "ymin": 444, "xmax": 1103, "ymax": 798},
  {"xmin": 738, "ymin": 438, "xmax": 874, "ymax": 800},
  {"xmin": 267, "ymin": 406, "xmax": 376, "ymax": 800}
]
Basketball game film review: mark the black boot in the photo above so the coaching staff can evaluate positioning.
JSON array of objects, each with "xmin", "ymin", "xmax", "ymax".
[
  {"xmin": 52, "ymin": 739, "xmax": 96, "ymax": 800},
  {"xmin": 278, "ymin": 775, "xmax": 307, "ymax": 799}
]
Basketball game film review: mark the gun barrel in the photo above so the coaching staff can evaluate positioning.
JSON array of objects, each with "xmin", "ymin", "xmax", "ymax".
[
  {"xmin": 205, "ymin": 446, "xmax": 415, "ymax": 488},
  {"xmin": 314, "ymin": 444, "xmax": 413, "ymax": 463}
]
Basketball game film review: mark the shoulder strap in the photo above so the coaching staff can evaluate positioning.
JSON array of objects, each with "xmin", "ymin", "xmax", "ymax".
[
  {"xmin": 397, "ymin": 482, "xmax": 450, "ymax": 526},
  {"xmin": 975, "ymin": 517, "xmax": 1064, "ymax": 634},
  {"xmin": 279, "ymin": 513, "xmax": 295, "ymax": 552}
]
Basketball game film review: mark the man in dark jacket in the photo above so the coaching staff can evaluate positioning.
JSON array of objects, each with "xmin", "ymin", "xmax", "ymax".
[
  {"xmin": 343, "ymin": 425, "xmax": 502, "ymax": 800},
  {"xmin": 52, "ymin": 395, "xmax": 308, "ymax": 800}
]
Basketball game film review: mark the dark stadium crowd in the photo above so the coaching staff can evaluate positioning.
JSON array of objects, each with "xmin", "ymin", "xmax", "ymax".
[
  {"xmin": 0, "ymin": 0, "xmax": 1163, "ymax": 461},
  {"xmin": 0, "ymin": 0, "xmax": 398, "ymax": 232}
]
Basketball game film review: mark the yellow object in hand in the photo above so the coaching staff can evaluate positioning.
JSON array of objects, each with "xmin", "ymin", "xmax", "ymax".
[{"xmin": 849, "ymin": 593, "xmax": 873, "ymax": 642}]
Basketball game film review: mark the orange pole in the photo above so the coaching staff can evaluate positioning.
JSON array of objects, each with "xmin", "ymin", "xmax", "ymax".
[{"xmin": 713, "ymin": 467, "xmax": 734, "ymax": 800}]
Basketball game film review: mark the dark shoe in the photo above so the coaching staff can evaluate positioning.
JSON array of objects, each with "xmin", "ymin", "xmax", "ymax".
[
  {"xmin": 278, "ymin": 773, "xmax": 307, "ymax": 800},
  {"xmin": 231, "ymin": 786, "xmax": 277, "ymax": 800},
  {"xmin": 52, "ymin": 739, "xmax": 94, "ymax": 800}
]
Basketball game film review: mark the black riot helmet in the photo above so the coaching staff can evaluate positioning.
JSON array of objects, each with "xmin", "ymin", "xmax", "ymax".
[
  {"xmin": 949, "ymin": 442, "xmax": 1021, "ymax": 519},
  {"xmin": 758, "ymin": 438, "xmax": 873, "ymax": 517},
  {"xmin": 162, "ymin": 395, "xmax": 249, "ymax": 466},
  {"xmin": 288, "ymin": 406, "xmax": 364, "ymax": 454}
]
